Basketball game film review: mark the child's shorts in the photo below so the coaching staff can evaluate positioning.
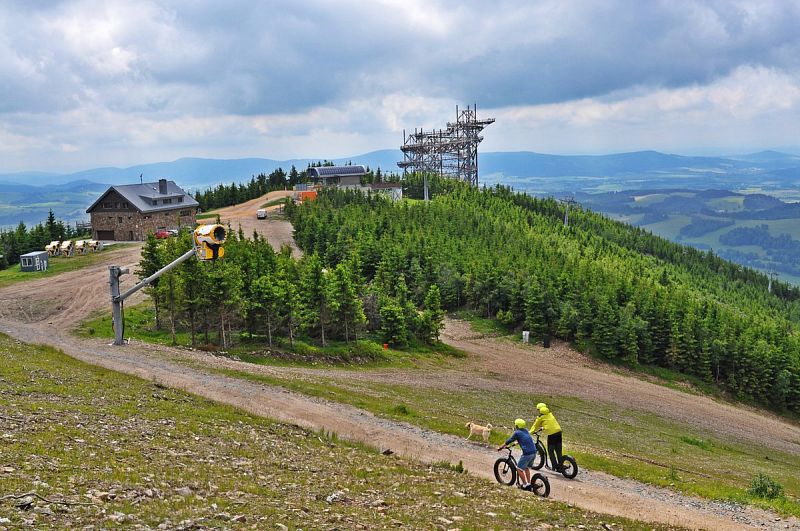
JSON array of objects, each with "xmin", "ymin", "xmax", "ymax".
[{"xmin": 517, "ymin": 452, "xmax": 536, "ymax": 470}]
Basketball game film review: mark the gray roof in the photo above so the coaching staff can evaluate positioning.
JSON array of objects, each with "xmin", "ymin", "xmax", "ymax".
[
  {"xmin": 308, "ymin": 165, "xmax": 367, "ymax": 179},
  {"xmin": 86, "ymin": 180, "xmax": 199, "ymax": 214},
  {"xmin": 21, "ymin": 251, "xmax": 48, "ymax": 257}
]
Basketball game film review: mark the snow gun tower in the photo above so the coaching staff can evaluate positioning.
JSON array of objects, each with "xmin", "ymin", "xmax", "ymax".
[
  {"xmin": 108, "ymin": 224, "xmax": 226, "ymax": 346},
  {"xmin": 398, "ymin": 104, "xmax": 495, "ymax": 187}
]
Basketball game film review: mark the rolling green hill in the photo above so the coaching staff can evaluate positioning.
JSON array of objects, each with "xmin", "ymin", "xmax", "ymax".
[
  {"xmin": 290, "ymin": 179, "xmax": 800, "ymax": 414},
  {"xmin": 577, "ymin": 189, "xmax": 800, "ymax": 283}
]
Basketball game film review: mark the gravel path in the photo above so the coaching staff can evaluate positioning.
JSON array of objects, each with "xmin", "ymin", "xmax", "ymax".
[
  {"xmin": 0, "ymin": 203, "xmax": 798, "ymax": 530},
  {"xmin": 2, "ymin": 325, "xmax": 796, "ymax": 530}
]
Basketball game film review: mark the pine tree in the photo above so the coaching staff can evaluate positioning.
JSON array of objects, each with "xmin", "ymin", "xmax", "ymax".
[
  {"xmin": 330, "ymin": 261, "xmax": 366, "ymax": 342},
  {"xmin": 380, "ymin": 300, "xmax": 408, "ymax": 346},
  {"xmin": 45, "ymin": 209, "xmax": 58, "ymax": 240},
  {"xmin": 616, "ymin": 302, "xmax": 641, "ymax": 364},
  {"xmin": 523, "ymin": 280, "xmax": 547, "ymax": 343},
  {"xmin": 592, "ymin": 295, "xmax": 618, "ymax": 359},
  {"xmin": 299, "ymin": 254, "xmax": 333, "ymax": 346},
  {"xmin": 253, "ymin": 274, "xmax": 282, "ymax": 346},
  {"xmin": 136, "ymin": 233, "xmax": 164, "ymax": 330},
  {"xmin": 420, "ymin": 285, "xmax": 444, "ymax": 342},
  {"xmin": 180, "ymin": 244, "xmax": 208, "ymax": 347}
]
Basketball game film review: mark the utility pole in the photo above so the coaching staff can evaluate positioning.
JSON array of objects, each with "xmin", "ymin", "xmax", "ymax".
[
  {"xmin": 768, "ymin": 269, "xmax": 778, "ymax": 293},
  {"xmin": 560, "ymin": 196, "xmax": 578, "ymax": 227}
]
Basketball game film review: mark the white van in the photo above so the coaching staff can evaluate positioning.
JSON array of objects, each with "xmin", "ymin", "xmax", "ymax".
[{"xmin": 256, "ymin": 209, "xmax": 267, "ymax": 219}]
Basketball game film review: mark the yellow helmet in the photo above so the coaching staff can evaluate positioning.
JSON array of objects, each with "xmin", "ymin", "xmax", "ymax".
[{"xmin": 514, "ymin": 418, "xmax": 526, "ymax": 429}]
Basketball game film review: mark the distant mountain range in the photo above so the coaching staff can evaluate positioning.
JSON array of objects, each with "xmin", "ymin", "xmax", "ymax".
[
  {"xmin": 0, "ymin": 151, "xmax": 406, "ymax": 190},
  {"xmin": 1, "ymin": 149, "xmax": 799, "ymax": 227}
]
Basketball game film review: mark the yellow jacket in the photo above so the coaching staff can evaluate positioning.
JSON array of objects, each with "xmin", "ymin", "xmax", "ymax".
[{"xmin": 530, "ymin": 403, "xmax": 561, "ymax": 435}]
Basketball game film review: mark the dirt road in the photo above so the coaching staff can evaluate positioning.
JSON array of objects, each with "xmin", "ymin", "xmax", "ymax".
[
  {"xmin": 212, "ymin": 190, "xmax": 299, "ymax": 255},
  {"xmin": 0, "ymin": 218, "xmax": 798, "ymax": 529}
]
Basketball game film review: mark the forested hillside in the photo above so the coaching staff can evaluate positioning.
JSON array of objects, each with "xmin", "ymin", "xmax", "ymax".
[{"xmin": 289, "ymin": 178, "xmax": 800, "ymax": 414}]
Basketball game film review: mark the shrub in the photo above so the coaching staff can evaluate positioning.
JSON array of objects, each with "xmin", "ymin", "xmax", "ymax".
[
  {"xmin": 496, "ymin": 309, "xmax": 515, "ymax": 327},
  {"xmin": 391, "ymin": 404, "xmax": 412, "ymax": 415},
  {"xmin": 679, "ymin": 436, "xmax": 712, "ymax": 450},
  {"xmin": 433, "ymin": 460, "xmax": 465, "ymax": 473},
  {"xmin": 748, "ymin": 473, "xmax": 784, "ymax": 499},
  {"xmin": 292, "ymin": 341, "xmax": 321, "ymax": 357}
]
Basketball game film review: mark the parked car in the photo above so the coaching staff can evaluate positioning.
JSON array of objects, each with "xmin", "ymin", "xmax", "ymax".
[
  {"xmin": 256, "ymin": 209, "xmax": 267, "ymax": 219},
  {"xmin": 154, "ymin": 229, "xmax": 170, "ymax": 239}
]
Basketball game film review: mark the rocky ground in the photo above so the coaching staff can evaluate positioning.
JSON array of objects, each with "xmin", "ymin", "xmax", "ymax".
[{"xmin": 0, "ymin": 335, "xmax": 663, "ymax": 530}]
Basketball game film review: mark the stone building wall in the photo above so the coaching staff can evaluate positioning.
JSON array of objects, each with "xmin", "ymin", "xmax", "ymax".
[{"xmin": 90, "ymin": 207, "xmax": 197, "ymax": 241}]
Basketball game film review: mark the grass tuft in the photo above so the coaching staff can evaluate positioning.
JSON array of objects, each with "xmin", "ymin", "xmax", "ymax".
[
  {"xmin": 679, "ymin": 436, "xmax": 713, "ymax": 450},
  {"xmin": 748, "ymin": 474, "xmax": 784, "ymax": 500}
]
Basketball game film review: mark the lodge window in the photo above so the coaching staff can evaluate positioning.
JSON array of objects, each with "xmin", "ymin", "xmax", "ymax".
[
  {"xmin": 118, "ymin": 217, "xmax": 123, "ymax": 223},
  {"xmin": 180, "ymin": 210, "xmax": 191, "ymax": 216},
  {"xmin": 178, "ymin": 197, "xmax": 183, "ymax": 203},
  {"xmin": 163, "ymin": 198, "xmax": 172, "ymax": 204},
  {"xmin": 21, "ymin": 258, "xmax": 32, "ymax": 267},
  {"xmin": 102, "ymin": 202, "xmax": 113, "ymax": 209},
  {"xmin": 123, "ymin": 202, "xmax": 129, "ymax": 209}
]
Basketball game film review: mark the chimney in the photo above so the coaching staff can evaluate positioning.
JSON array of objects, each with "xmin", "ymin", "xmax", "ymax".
[{"xmin": 158, "ymin": 178, "xmax": 168, "ymax": 194}]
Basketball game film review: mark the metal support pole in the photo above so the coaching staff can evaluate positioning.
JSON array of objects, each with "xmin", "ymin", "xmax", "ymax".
[
  {"xmin": 109, "ymin": 266, "xmax": 128, "ymax": 346},
  {"xmin": 117, "ymin": 248, "xmax": 196, "ymax": 302}
]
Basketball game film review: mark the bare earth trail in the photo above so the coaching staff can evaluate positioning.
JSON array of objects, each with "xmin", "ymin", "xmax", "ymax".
[
  {"xmin": 0, "ymin": 203, "xmax": 798, "ymax": 529},
  {"xmin": 212, "ymin": 190, "xmax": 299, "ymax": 255}
]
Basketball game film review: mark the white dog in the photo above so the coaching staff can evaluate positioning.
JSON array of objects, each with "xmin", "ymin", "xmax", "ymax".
[{"xmin": 465, "ymin": 422, "xmax": 492, "ymax": 442}]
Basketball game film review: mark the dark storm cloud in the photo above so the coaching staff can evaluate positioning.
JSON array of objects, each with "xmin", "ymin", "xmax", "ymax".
[
  {"xmin": 426, "ymin": 1, "xmax": 800, "ymax": 106},
  {"xmin": 2, "ymin": 0, "xmax": 799, "ymax": 116},
  {"xmin": 1, "ymin": 0, "xmax": 799, "ymax": 171}
]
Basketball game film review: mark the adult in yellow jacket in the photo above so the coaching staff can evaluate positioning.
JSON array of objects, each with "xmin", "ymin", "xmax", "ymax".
[{"xmin": 530, "ymin": 402, "xmax": 563, "ymax": 471}]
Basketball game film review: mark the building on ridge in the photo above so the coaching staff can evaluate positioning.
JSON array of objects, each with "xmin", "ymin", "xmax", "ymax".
[
  {"xmin": 307, "ymin": 165, "xmax": 367, "ymax": 187},
  {"xmin": 86, "ymin": 178, "xmax": 198, "ymax": 241}
]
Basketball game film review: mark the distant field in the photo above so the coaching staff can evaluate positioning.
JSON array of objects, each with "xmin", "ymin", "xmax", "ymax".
[
  {"xmin": 706, "ymin": 196, "xmax": 744, "ymax": 212},
  {"xmin": 632, "ymin": 193, "xmax": 668, "ymax": 205},
  {"xmin": 582, "ymin": 189, "xmax": 800, "ymax": 285},
  {"xmin": 640, "ymin": 214, "xmax": 691, "ymax": 240}
]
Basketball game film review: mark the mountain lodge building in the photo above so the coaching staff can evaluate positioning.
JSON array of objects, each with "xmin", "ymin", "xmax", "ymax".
[{"xmin": 86, "ymin": 179, "xmax": 198, "ymax": 241}]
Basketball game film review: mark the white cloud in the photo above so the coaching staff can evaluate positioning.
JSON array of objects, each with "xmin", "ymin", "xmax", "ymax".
[
  {"xmin": 485, "ymin": 66, "xmax": 800, "ymax": 154},
  {"xmin": 1, "ymin": 1, "xmax": 800, "ymax": 171}
]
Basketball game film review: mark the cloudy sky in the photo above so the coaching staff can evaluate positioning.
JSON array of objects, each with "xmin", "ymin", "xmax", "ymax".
[{"xmin": 1, "ymin": 0, "xmax": 800, "ymax": 173}]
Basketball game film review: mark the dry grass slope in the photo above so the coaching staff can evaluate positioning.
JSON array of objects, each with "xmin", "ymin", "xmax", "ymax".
[{"xmin": 0, "ymin": 334, "xmax": 665, "ymax": 530}]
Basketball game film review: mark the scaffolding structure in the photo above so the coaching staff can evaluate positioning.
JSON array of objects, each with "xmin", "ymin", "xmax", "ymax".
[{"xmin": 398, "ymin": 105, "xmax": 495, "ymax": 187}]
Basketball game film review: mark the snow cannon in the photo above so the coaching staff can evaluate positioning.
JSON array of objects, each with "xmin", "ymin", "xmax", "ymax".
[
  {"xmin": 45, "ymin": 241, "xmax": 61, "ymax": 257},
  {"xmin": 193, "ymin": 224, "xmax": 226, "ymax": 261},
  {"xmin": 60, "ymin": 240, "xmax": 74, "ymax": 258}
]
